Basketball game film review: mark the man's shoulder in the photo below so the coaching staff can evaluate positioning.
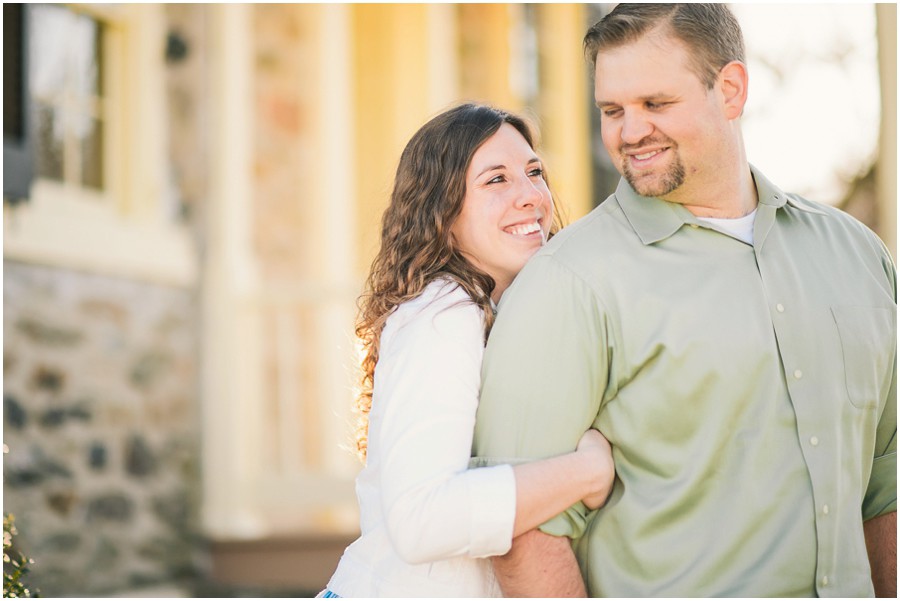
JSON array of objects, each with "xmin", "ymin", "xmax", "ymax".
[
  {"xmin": 783, "ymin": 193, "xmax": 845, "ymax": 218},
  {"xmin": 508, "ymin": 195, "xmax": 641, "ymax": 302},
  {"xmin": 780, "ymin": 193, "xmax": 896, "ymax": 287},
  {"xmin": 783, "ymin": 193, "xmax": 889, "ymax": 250},
  {"xmin": 753, "ymin": 164, "xmax": 882, "ymax": 245},
  {"xmin": 543, "ymin": 195, "xmax": 638, "ymax": 257},
  {"xmin": 785, "ymin": 192, "xmax": 863, "ymax": 226}
]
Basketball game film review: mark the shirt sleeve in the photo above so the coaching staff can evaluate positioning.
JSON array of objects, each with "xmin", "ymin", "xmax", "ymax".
[
  {"xmin": 377, "ymin": 286, "xmax": 516, "ymax": 564},
  {"xmin": 863, "ymin": 240, "xmax": 897, "ymax": 521},
  {"xmin": 472, "ymin": 256, "xmax": 611, "ymax": 539}
]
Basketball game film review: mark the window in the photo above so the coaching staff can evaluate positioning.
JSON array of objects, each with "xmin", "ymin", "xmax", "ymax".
[
  {"xmin": 3, "ymin": 4, "xmax": 195, "ymax": 287},
  {"xmin": 29, "ymin": 4, "xmax": 105, "ymax": 191},
  {"xmin": 3, "ymin": 3, "xmax": 32, "ymax": 202}
]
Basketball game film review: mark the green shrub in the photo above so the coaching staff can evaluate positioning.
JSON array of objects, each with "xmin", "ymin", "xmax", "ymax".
[{"xmin": 3, "ymin": 514, "xmax": 38, "ymax": 598}]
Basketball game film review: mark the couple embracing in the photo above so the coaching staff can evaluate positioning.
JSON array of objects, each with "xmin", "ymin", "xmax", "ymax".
[{"xmin": 322, "ymin": 4, "xmax": 896, "ymax": 598}]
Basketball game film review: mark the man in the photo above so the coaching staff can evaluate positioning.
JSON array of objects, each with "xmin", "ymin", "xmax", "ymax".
[{"xmin": 472, "ymin": 4, "xmax": 896, "ymax": 597}]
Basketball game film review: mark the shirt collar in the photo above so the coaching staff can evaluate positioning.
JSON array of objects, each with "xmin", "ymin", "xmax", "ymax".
[
  {"xmin": 614, "ymin": 163, "xmax": 823, "ymax": 246},
  {"xmin": 752, "ymin": 165, "xmax": 827, "ymax": 216},
  {"xmin": 614, "ymin": 177, "xmax": 688, "ymax": 246},
  {"xmin": 751, "ymin": 165, "xmax": 786, "ymax": 209}
]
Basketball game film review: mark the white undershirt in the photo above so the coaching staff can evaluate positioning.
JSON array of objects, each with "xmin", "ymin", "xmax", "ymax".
[{"xmin": 696, "ymin": 208, "xmax": 758, "ymax": 245}]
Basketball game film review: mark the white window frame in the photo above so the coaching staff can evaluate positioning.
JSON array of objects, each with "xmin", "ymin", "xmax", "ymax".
[{"xmin": 3, "ymin": 4, "xmax": 195, "ymax": 287}]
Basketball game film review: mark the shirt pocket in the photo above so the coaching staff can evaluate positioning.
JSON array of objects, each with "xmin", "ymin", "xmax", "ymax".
[{"xmin": 830, "ymin": 305, "xmax": 896, "ymax": 409}]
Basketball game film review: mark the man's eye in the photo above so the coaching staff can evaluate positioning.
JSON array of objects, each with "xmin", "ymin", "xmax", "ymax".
[{"xmin": 603, "ymin": 108, "xmax": 622, "ymax": 118}]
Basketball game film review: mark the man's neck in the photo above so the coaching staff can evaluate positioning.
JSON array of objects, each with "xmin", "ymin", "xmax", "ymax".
[{"xmin": 671, "ymin": 163, "xmax": 758, "ymax": 219}]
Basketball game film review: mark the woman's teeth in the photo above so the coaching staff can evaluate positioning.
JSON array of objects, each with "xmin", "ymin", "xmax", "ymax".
[{"xmin": 506, "ymin": 221, "xmax": 541, "ymax": 236}]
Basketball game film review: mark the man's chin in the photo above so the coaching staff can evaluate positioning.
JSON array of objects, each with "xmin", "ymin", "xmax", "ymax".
[
  {"xmin": 624, "ymin": 171, "xmax": 683, "ymax": 199},
  {"xmin": 626, "ymin": 176, "xmax": 668, "ymax": 199}
]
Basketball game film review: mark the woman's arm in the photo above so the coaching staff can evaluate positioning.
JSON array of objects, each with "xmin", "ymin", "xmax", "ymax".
[
  {"xmin": 377, "ymin": 285, "xmax": 613, "ymax": 564},
  {"xmin": 377, "ymin": 288, "xmax": 518, "ymax": 564},
  {"xmin": 511, "ymin": 429, "xmax": 614, "ymax": 538}
]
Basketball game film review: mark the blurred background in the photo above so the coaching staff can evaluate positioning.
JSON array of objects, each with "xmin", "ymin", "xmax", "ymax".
[{"xmin": 2, "ymin": 3, "xmax": 896, "ymax": 597}]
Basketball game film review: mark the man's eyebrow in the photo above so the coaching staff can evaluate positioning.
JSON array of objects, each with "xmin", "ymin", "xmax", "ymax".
[{"xmin": 597, "ymin": 93, "xmax": 673, "ymax": 109}]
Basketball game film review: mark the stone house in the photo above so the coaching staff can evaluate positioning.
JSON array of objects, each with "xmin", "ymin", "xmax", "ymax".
[
  {"xmin": 2, "ymin": 4, "xmax": 594, "ymax": 596},
  {"xmin": 2, "ymin": 3, "xmax": 895, "ymax": 597}
]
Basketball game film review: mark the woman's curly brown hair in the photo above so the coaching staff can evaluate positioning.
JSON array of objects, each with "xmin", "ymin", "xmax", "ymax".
[{"xmin": 353, "ymin": 103, "xmax": 558, "ymax": 461}]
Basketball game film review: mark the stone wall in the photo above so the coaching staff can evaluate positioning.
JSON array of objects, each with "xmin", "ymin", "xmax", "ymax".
[
  {"xmin": 3, "ymin": 261, "xmax": 201, "ymax": 596},
  {"xmin": 1, "ymin": 6, "xmax": 211, "ymax": 596}
]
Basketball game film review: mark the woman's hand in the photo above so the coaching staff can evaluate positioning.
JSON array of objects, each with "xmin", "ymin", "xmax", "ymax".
[
  {"xmin": 509, "ymin": 428, "xmax": 617, "ymax": 538},
  {"xmin": 576, "ymin": 429, "xmax": 615, "ymax": 510}
]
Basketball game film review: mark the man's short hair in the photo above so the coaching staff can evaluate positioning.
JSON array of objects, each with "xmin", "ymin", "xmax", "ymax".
[{"xmin": 584, "ymin": 3, "xmax": 746, "ymax": 89}]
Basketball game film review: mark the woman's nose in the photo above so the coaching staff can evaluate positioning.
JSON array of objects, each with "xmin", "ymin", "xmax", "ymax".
[{"xmin": 515, "ymin": 178, "xmax": 545, "ymax": 208}]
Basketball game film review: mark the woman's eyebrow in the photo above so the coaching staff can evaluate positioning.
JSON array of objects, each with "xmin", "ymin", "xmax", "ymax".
[{"xmin": 476, "ymin": 164, "xmax": 506, "ymax": 178}]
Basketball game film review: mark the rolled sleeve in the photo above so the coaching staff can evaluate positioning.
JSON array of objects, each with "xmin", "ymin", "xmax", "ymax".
[
  {"xmin": 464, "ymin": 463, "xmax": 517, "ymax": 557},
  {"xmin": 863, "ymin": 245, "xmax": 897, "ymax": 521},
  {"xmin": 864, "ymin": 451, "xmax": 897, "ymax": 519},
  {"xmin": 864, "ymin": 354, "xmax": 897, "ymax": 521},
  {"xmin": 473, "ymin": 256, "xmax": 609, "ymax": 539}
]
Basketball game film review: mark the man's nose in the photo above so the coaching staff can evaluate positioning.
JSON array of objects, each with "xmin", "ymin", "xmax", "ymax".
[{"xmin": 621, "ymin": 111, "xmax": 653, "ymax": 145}]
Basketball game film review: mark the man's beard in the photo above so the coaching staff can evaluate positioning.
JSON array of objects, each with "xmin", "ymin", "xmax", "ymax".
[{"xmin": 622, "ymin": 153, "xmax": 686, "ymax": 198}]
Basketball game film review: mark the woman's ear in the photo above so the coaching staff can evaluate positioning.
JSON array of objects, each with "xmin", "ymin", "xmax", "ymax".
[{"xmin": 719, "ymin": 60, "xmax": 749, "ymax": 120}]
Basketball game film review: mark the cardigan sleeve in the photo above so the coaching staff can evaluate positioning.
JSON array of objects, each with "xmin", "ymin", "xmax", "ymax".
[{"xmin": 376, "ymin": 284, "xmax": 516, "ymax": 564}]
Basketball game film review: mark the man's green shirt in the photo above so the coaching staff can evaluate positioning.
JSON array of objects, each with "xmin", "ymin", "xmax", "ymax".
[{"xmin": 472, "ymin": 167, "xmax": 896, "ymax": 597}]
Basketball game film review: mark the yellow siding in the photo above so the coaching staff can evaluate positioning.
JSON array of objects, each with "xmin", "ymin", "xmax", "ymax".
[
  {"xmin": 352, "ymin": 4, "xmax": 454, "ymax": 276},
  {"xmin": 536, "ymin": 4, "xmax": 592, "ymax": 221}
]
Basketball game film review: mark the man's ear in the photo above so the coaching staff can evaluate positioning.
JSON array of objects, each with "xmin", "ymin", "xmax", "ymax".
[{"xmin": 719, "ymin": 60, "xmax": 749, "ymax": 119}]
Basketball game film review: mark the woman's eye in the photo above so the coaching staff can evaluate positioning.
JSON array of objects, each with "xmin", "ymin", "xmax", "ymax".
[
  {"xmin": 487, "ymin": 175, "xmax": 505, "ymax": 184},
  {"xmin": 528, "ymin": 168, "xmax": 544, "ymax": 178}
]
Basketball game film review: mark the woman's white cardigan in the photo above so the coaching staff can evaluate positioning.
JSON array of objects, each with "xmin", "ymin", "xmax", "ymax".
[{"xmin": 326, "ymin": 279, "xmax": 517, "ymax": 597}]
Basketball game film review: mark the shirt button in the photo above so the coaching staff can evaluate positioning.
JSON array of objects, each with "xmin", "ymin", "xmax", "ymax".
[
  {"xmin": 794, "ymin": 370, "xmax": 803, "ymax": 379},
  {"xmin": 776, "ymin": 303, "xmax": 785, "ymax": 313},
  {"xmin": 823, "ymin": 504, "xmax": 830, "ymax": 515},
  {"xmin": 810, "ymin": 436, "xmax": 819, "ymax": 446},
  {"xmin": 822, "ymin": 576, "xmax": 829, "ymax": 586}
]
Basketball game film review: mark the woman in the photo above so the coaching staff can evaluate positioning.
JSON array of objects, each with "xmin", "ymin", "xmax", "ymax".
[{"xmin": 323, "ymin": 104, "xmax": 615, "ymax": 597}]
